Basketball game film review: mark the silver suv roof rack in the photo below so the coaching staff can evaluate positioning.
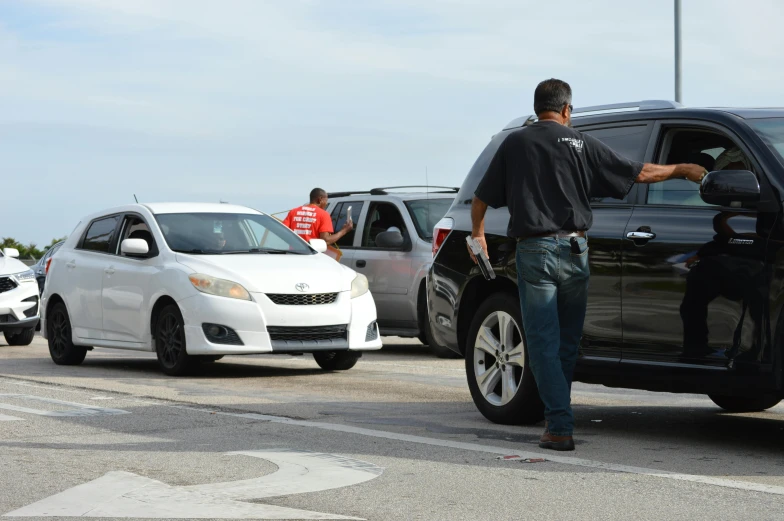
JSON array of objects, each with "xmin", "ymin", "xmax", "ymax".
[
  {"xmin": 573, "ymin": 100, "xmax": 682, "ymax": 116},
  {"xmin": 503, "ymin": 100, "xmax": 682, "ymax": 130},
  {"xmin": 329, "ymin": 186, "xmax": 459, "ymax": 198}
]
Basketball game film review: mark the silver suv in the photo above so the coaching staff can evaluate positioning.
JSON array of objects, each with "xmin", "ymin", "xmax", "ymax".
[{"xmin": 326, "ymin": 186, "xmax": 457, "ymax": 357}]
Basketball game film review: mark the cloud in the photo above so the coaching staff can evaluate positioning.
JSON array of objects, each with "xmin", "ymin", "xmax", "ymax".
[{"xmin": 1, "ymin": 0, "xmax": 782, "ymax": 244}]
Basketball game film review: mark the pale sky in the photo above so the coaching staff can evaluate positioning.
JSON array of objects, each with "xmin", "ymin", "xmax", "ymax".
[{"xmin": 2, "ymin": 0, "xmax": 783, "ymax": 246}]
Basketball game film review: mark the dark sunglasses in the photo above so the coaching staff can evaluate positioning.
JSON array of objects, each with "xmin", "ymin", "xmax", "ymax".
[{"xmin": 567, "ymin": 104, "xmax": 574, "ymax": 113}]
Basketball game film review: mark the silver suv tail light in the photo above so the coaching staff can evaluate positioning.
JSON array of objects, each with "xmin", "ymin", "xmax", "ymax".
[{"xmin": 432, "ymin": 217, "xmax": 454, "ymax": 257}]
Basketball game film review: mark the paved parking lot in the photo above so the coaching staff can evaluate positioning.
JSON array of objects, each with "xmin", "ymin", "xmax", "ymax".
[{"xmin": 2, "ymin": 336, "xmax": 784, "ymax": 520}]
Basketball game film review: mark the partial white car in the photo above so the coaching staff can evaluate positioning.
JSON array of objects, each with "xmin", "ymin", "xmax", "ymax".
[
  {"xmin": 0, "ymin": 247, "xmax": 40, "ymax": 346},
  {"xmin": 41, "ymin": 203, "xmax": 382, "ymax": 375}
]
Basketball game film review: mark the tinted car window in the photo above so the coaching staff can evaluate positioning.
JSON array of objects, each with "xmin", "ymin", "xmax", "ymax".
[
  {"xmin": 581, "ymin": 124, "xmax": 652, "ymax": 203},
  {"xmin": 749, "ymin": 118, "xmax": 784, "ymax": 164},
  {"xmin": 81, "ymin": 216, "xmax": 120, "ymax": 253},
  {"xmin": 405, "ymin": 198, "xmax": 454, "ymax": 240},
  {"xmin": 330, "ymin": 202, "xmax": 364, "ymax": 248}
]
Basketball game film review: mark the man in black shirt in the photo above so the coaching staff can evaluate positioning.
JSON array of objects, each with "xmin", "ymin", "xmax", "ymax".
[{"xmin": 471, "ymin": 79, "xmax": 706, "ymax": 451}]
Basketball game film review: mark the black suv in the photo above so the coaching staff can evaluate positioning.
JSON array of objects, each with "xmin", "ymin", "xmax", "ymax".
[{"xmin": 427, "ymin": 100, "xmax": 784, "ymax": 425}]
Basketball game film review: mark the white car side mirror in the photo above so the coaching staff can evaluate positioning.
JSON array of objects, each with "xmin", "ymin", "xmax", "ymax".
[
  {"xmin": 3, "ymin": 248, "xmax": 19, "ymax": 258},
  {"xmin": 121, "ymin": 238, "xmax": 150, "ymax": 256},
  {"xmin": 309, "ymin": 239, "xmax": 328, "ymax": 253}
]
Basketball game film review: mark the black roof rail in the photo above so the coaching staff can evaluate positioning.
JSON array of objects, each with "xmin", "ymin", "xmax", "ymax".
[
  {"xmin": 327, "ymin": 190, "xmax": 371, "ymax": 198},
  {"xmin": 369, "ymin": 186, "xmax": 459, "ymax": 195},
  {"xmin": 329, "ymin": 186, "xmax": 459, "ymax": 198}
]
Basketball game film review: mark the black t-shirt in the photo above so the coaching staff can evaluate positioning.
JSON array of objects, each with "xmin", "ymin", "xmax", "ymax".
[{"xmin": 474, "ymin": 120, "xmax": 644, "ymax": 238}]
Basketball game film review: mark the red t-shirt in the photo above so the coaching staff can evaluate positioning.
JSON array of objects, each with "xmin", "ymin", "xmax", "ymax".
[{"xmin": 283, "ymin": 205, "xmax": 334, "ymax": 243}]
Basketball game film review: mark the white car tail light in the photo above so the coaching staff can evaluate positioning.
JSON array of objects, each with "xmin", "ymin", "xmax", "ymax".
[
  {"xmin": 432, "ymin": 217, "xmax": 454, "ymax": 257},
  {"xmin": 45, "ymin": 257, "xmax": 53, "ymax": 275}
]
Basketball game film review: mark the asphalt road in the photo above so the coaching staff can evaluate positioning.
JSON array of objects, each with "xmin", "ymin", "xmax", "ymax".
[{"xmin": 1, "ymin": 336, "xmax": 784, "ymax": 521}]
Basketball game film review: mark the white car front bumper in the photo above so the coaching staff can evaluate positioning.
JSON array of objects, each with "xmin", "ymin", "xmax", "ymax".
[
  {"xmin": 0, "ymin": 278, "xmax": 40, "ymax": 333},
  {"xmin": 177, "ymin": 290, "xmax": 382, "ymax": 355}
]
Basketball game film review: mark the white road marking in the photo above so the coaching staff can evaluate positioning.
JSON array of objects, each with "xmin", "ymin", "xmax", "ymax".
[
  {"xmin": 4, "ymin": 450, "xmax": 382, "ymax": 519},
  {"xmin": 0, "ymin": 394, "xmax": 129, "ymax": 417},
  {"xmin": 219, "ymin": 411, "xmax": 784, "ymax": 497},
  {"xmin": 0, "ymin": 413, "xmax": 23, "ymax": 421}
]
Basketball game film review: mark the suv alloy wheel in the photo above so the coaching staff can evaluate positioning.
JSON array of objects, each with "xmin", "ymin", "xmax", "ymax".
[{"xmin": 465, "ymin": 293, "xmax": 543, "ymax": 425}]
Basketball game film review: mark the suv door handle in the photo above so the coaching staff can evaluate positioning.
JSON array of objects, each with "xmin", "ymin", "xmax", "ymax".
[
  {"xmin": 65, "ymin": 261, "xmax": 76, "ymax": 269},
  {"xmin": 104, "ymin": 267, "xmax": 115, "ymax": 275},
  {"xmin": 356, "ymin": 260, "xmax": 366, "ymax": 268},
  {"xmin": 626, "ymin": 231, "xmax": 656, "ymax": 240}
]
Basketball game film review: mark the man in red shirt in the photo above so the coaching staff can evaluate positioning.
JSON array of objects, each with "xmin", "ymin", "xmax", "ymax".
[{"xmin": 283, "ymin": 188, "xmax": 353, "ymax": 245}]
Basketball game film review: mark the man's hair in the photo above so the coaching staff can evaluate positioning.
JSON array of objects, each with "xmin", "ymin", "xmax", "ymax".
[
  {"xmin": 309, "ymin": 188, "xmax": 327, "ymax": 203},
  {"xmin": 533, "ymin": 79, "xmax": 572, "ymax": 116}
]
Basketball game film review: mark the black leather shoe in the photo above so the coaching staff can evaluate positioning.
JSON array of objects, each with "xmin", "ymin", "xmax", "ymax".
[{"xmin": 538, "ymin": 432, "xmax": 575, "ymax": 451}]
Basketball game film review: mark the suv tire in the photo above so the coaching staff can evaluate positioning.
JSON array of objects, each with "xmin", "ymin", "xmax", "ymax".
[
  {"xmin": 154, "ymin": 304, "xmax": 195, "ymax": 376},
  {"xmin": 4, "ymin": 328, "xmax": 36, "ymax": 346},
  {"xmin": 465, "ymin": 293, "xmax": 543, "ymax": 425},
  {"xmin": 47, "ymin": 302, "xmax": 88, "ymax": 365},
  {"xmin": 709, "ymin": 393, "xmax": 781, "ymax": 413},
  {"xmin": 314, "ymin": 351, "xmax": 361, "ymax": 371}
]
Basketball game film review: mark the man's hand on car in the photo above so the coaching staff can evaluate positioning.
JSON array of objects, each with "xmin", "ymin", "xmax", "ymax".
[
  {"xmin": 467, "ymin": 234, "xmax": 488, "ymax": 264},
  {"xmin": 683, "ymin": 164, "xmax": 709, "ymax": 183}
]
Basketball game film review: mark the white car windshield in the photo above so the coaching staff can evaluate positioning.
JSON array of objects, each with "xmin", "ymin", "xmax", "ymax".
[{"xmin": 155, "ymin": 213, "xmax": 314, "ymax": 255}]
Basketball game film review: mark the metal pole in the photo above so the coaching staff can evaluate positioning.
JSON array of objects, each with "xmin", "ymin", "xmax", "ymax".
[{"xmin": 674, "ymin": 0, "xmax": 682, "ymax": 103}]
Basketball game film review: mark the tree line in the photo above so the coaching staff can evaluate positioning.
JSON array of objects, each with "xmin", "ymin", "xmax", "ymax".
[{"xmin": 1, "ymin": 237, "xmax": 67, "ymax": 260}]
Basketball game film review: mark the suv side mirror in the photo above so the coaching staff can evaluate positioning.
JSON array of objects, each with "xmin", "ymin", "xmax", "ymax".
[
  {"xmin": 700, "ymin": 170, "xmax": 760, "ymax": 207},
  {"xmin": 3, "ymin": 248, "xmax": 20, "ymax": 259},
  {"xmin": 121, "ymin": 238, "xmax": 150, "ymax": 257},
  {"xmin": 375, "ymin": 230, "xmax": 405, "ymax": 249}
]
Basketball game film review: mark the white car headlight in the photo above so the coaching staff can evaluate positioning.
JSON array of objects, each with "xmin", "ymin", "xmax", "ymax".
[
  {"xmin": 188, "ymin": 273, "xmax": 251, "ymax": 301},
  {"xmin": 14, "ymin": 270, "xmax": 35, "ymax": 284},
  {"xmin": 351, "ymin": 273, "xmax": 369, "ymax": 299}
]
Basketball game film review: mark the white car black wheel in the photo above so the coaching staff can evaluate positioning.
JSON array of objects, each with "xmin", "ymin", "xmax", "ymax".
[
  {"xmin": 465, "ymin": 293, "xmax": 543, "ymax": 425},
  {"xmin": 4, "ymin": 328, "xmax": 35, "ymax": 346},
  {"xmin": 313, "ymin": 351, "xmax": 360, "ymax": 371}
]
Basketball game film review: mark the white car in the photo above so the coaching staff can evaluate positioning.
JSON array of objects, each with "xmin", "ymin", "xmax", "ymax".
[
  {"xmin": 41, "ymin": 203, "xmax": 382, "ymax": 375},
  {"xmin": 0, "ymin": 247, "xmax": 40, "ymax": 346}
]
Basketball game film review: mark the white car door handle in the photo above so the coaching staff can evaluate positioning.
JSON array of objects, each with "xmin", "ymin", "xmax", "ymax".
[
  {"xmin": 104, "ymin": 267, "xmax": 115, "ymax": 275},
  {"xmin": 65, "ymin": 261, "xmax": 76, "ymax": 269},
  {"xmin": 626, "ymin": 231, "xmax": 656, "ymax": 240}
]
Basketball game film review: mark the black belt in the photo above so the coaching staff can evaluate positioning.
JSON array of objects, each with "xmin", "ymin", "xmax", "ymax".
[{"xmin": 517, "ymin": 230, "xmax": 586, "ymax": 242}]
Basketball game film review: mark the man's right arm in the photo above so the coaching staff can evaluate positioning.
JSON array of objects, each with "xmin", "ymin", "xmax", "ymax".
[
  {"xmin": 637, "ymin": 163, "xmax": 706, "ymax": 184},
  {"xmin": 319, "ymin": 220, "xmax": 353, "ymax": 245}
]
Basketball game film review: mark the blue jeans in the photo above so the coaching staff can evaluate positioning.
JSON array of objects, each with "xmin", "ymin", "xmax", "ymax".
[{"xmin": 516, "ymin": 237, "xmax": 590, "ymax": 437}]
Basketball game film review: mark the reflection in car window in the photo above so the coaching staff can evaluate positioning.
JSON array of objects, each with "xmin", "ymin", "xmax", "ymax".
[
  {"xmin": 155, "ymin": 213, "xmax": 313, "ymax": 254},
  {"xmin": 81, "ymin": 216, "xmax": 120, "ymax": 253},
  {"xmin": 405, "ymin": 198, "xmax": 454, "ymax": 240}
]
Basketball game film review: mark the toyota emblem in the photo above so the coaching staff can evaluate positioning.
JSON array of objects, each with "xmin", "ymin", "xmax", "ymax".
[{"xmin": 295, "ymin": 283, "xmax": 309, "ymax": 292}]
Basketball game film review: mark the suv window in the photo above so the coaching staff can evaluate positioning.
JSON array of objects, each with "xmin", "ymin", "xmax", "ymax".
[
  {"xmin": 361, "ymin": 202, "xmax": 408, "ymax": 249},
  {"xmin": 80, "ymin": 216, "xmax": 120, "ymax": 253},
  {"xmin": 405, "ymin": 198, "xmax": 454, "ymax": 240},
  {"xmin": 648, "ymin": 129, "xmax": 752, "ymax": 206},
  {"xmin": 330, "ymin": 202, "xmax": 364, "ymax": 248},
  {"xmin": 580, "ymin": 124, "xmax": 652, "ymax": 204}
]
